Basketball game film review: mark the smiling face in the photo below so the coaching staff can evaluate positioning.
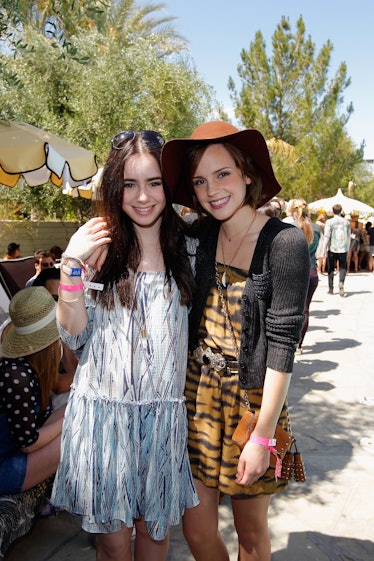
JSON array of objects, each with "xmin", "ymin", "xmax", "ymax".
[
  {"xmin": 121, "ymin": 151, "xmax": 166, "ymax": 231},
  {"xmin": 192, "ymin": 143, "xmax": 251, "ymax": 221}
]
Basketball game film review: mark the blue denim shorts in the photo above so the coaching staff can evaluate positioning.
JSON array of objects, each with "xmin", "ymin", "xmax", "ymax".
[{"xmin": 0, "ymin": 453, "xmax": 27, "ymax": 494}]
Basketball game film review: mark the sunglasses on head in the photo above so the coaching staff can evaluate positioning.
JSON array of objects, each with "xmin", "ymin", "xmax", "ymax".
[{"xmin": 111, "ymin": 130, "xmax": 165, "ymax": 150}]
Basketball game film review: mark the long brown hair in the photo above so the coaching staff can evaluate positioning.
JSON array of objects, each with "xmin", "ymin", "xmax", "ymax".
[
  {"xmin": 27, "ymin": 340, "xmax": 61, "ymax": 410},
  {"xmin": 93, "ymin": 132, "xmax": 195, "ymax": 308}
]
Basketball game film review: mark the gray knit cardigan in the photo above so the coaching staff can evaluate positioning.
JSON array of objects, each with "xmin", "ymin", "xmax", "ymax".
[{"xmin": 186, "ymin": 216, "xmax": 310, "ymax": 389}]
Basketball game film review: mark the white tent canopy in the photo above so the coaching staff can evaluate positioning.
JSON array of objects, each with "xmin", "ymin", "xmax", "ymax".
[{"xmin": 308, "ymin": 188, "xmax": 374, "ymax": 217}]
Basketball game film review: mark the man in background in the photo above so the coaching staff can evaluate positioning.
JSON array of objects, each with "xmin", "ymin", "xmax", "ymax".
[
  {"xmin": 25, "ymin": 249, "xmax": 55, "ymax": 287},
  {"xmin": 2, "ymin": 242, "xmax": 21, "ymax": 259},
  {"xmin": 323, "ymin": 204, "xmax": 351, "ymax": 297}
]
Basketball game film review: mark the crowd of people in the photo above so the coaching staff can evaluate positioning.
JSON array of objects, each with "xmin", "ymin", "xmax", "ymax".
[{"xmin": 1, "ymin": 121, "xmax": 374, "ymax": 561}]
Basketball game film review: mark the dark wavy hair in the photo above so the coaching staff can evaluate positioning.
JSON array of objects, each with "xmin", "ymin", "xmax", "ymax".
[
  {"xmin": 183, "ymin": 141, "xmax": 262, "ymax": 218},
  {"xmin": 93, "ymin": 132, "xmax": 195, "ymax": 308}
]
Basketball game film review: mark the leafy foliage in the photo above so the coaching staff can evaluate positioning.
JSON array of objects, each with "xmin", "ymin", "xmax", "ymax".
[
  {"xmin": 1, "ymin": 7, "xmax": 372, "ymax": 217},
  {"xmin": 0, "ymin": 1, "xmax": 215, "ymax": 219},
  {"xmin": 229, "ymin": 16, "xmax": 369, "ymax": 204},
  {"xmin": 0, "ymin": 183, "xmax": 92, "ymax": 222}
]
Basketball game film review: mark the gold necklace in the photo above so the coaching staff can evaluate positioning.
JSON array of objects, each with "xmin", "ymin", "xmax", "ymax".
[
  {"xmin": 139, "ymin": 285, "xmax": 151, "ymax": 339},
  {"xmin": 220, "ymin": 212, "xmax": 257, "ymax": 287},
  {"xmin": 223, "ymin": 221, "xmax": 253, "ymax": 242}
]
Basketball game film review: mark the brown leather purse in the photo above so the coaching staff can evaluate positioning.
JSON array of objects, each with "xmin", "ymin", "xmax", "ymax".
[
  {"xmin": 232, "ymin": 410, "xmax": 293, "ymax": 468},
  {"xmin": 232, "ymin": 409, "xmax": 306, "ymax": 481}
]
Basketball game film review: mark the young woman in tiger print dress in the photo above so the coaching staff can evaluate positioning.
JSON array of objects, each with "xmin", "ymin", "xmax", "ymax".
[{"xmin": 161, "ymin": 121, "xmax": 310, "ymax": 561}]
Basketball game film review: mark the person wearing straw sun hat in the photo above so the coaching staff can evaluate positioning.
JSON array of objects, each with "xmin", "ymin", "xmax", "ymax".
[
  {"xmin": 0, "ymin": 287, "xmax": 65, "ymax": 495},
  {"xmin": 161, "ymin": 121, "xmax": 310, "ymax": 561}
]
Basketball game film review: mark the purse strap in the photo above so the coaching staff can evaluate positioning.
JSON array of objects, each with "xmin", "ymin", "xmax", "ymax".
[
  {"xmin": 214, "ymin": 261, "xmax": 252, "ymax": 412},
  {"xmin": 214, "ymin": 260, "xmax": 294, "ymax": 428}
]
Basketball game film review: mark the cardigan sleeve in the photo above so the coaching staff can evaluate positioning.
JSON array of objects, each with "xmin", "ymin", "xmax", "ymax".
[{"xmin": 265, "ymin": 225, "xmax": 310, "ymax": 373}]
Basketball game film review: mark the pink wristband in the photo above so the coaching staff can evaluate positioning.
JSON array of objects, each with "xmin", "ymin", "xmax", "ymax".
[
  {"xmin": 59, "ymin": 283, "xmax": 84, "ymax": 292},
  {"xmin": 249, "ymin": 434, "xmax": 277, "ymax": 448},
  {"xmin": 249, "ymin": 434, "xmax": 283, "ymax": 481},
  {"xmin": 249, "ymin": 434, "xmax": 282, "ymax": 481}
]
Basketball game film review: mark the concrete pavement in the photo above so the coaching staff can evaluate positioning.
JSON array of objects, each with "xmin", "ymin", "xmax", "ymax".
[{"xmin": 4, "ymin": 271, "xmax": 374, "ymax": 560}]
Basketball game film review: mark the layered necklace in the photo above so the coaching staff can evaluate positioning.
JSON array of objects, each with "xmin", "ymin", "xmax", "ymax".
[{"xmin": 219, "ymin": 211, "xmax": 257, "ymax": 288}]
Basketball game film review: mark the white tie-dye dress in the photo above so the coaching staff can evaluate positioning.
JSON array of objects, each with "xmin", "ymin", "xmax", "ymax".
[{"xmin": 51, "ymin": 272, "xmax": 199, "ymax": 540}]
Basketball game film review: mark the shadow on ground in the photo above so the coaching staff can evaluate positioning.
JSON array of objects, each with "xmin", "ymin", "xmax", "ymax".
[{"xmin": 272, "ymin": 531, "xmax": 374, "ymax": 561}]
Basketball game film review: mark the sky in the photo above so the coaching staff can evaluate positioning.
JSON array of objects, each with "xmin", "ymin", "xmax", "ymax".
[{"xmin": 162, "ymin": 0, "xmax": 374, "ymax": 160}]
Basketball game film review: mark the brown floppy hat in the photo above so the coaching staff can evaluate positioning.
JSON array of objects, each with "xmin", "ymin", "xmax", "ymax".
[{"xmin": 161, "ymin": 121, "xmax": 282, "ymax": 209}]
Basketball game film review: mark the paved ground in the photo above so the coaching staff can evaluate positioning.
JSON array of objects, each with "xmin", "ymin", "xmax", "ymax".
[{"xmin": 4, "ymin": 271, "xmax": 374, "ymax": 560}]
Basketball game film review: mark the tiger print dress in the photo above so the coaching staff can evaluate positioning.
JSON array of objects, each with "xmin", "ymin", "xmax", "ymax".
[{"xmin": 185, "ymin": 263, "xmax": 288, "ymax": 497}]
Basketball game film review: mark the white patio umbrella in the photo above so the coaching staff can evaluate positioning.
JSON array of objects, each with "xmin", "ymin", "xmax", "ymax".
[
  {"xmin": 0, "ymin": 120, "xmax": 98, "ymax": 194},
  {"xmin": 65, "ymin": 167, "xmax": 103, "ymax": 199},
  {"xmin": 308, "ymin": 188, "xmax": 374, "ymax": 217}
]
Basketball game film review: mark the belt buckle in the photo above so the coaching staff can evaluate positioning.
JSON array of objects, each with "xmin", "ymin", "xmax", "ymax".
[
  {"xmin": 203, "ymin": 347, "xmax": 226, "ymax": 371},
  {"xmin": 226, "ymin": 364, "xmax": 238, "ymax": 376},
  {"xmin": 192, "ymin": 345, "xmax": 226, "ymax": 372},
  {"xmin": 212, "ymin": 351, "xmax": 226, "ymax": 372}
]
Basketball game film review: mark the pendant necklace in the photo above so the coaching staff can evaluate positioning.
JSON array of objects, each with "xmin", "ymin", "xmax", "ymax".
[
  {"xmin": 140, "ymin": 319, "xmax": 147, "ymax": 339},
  {"xmin": 140, "ymin": 305, "xmax": 147, "ymax": 339},
  {"xmin": 220, "ymin": 212, "xmax": 257, "ymax": 288},
  {"xmin": 224, "ymin": 220, "xmax": 253, "ymax": 242}
]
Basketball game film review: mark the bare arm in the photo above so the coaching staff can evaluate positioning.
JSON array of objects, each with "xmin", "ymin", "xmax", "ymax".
[
  {"xmin": 236, "ymin": 368, "xmax": 291, "ymax": 485},
  {"xmin": 52, "ymin": 342, "xmax": 77, "ymax": 393},
  {"xmin": 59, "ymin": 342, "xmax": 78, "ymax": 375},
  {"xmin": 22, "ymin": 405, "xmax": 66, "ymax": 453},
  {"xmin": 57, "ymin": 217, "xmax": 111, "ymax": 335},
  {"xmin": 253, "ymin": 368, "xmax": 291, "ymax": 437}
]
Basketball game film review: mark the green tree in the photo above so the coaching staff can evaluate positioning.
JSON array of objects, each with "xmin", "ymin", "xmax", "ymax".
[
  {"xmin": 0, "ymin": 1, "xmax": 215, "ymax": 219},
  {"xmin": 0, "ymin": 182, "xmax": 92, "ymax": 223},
  {"xmin": 229, "ymin": 15, "xmax": 365, "ymax": 201},
  {"xmin": 1, "ymin": 22, "xmax": 212, "ymax": 158},
  {"xmin": 0, "ymin": 1, "xmax": 107, "ymax": 59},
  {"xmin": 89, "ymin": 0, "xmax": 184, "ymax": 53},
  {"xmin": 64, "ymin": 30, "xmax": 212, "ymax": 161},
  {"xmin": 0, "ymin": 1, "xmax": 106, "ymax": 123},
  {"xmin": 348, "ymin": 162, "xmax": 374, "ymax": 208}
]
